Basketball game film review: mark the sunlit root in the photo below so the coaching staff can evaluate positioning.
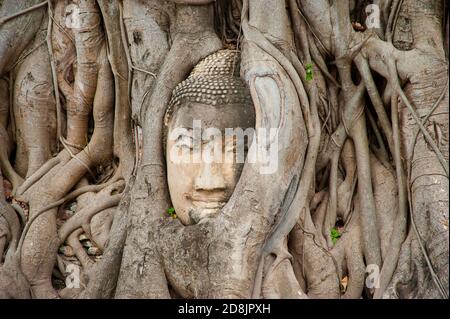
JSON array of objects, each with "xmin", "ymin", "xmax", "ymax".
[
  {"xmin": 13, "ymin": 20, "xmax": 56, "ymax": 178},
  {"xmin": 19, "ymin": 41, "xmax": 114, "ymax": 298}
]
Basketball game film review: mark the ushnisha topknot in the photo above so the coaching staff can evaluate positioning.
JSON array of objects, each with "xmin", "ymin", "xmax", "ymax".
[{"xmin": 164, "ymin": 49, "xmax": 253, "ymax": 127}]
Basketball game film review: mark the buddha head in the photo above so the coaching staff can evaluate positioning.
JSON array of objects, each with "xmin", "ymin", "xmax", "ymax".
[{"xmin": 164, "ymin": 50, "xmax": 255, "ymax": 225}]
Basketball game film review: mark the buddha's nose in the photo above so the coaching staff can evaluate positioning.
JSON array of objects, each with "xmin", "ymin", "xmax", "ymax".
[{"xmin": 194, "ymin": 163, "xmax": 227, "ymax": 191}]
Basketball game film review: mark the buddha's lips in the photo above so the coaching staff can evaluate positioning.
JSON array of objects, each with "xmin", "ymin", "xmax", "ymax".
[
  {"xmin": 185, "ymin": 192, "xmax": 229, "ymax": 203},
  {"xmin": 190, "ymin": 200, "xmax": 226, "ymax": 209}
]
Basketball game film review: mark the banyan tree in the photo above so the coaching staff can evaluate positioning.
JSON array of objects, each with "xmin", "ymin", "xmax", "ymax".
[{"xmin": 0, "ymin": 0, "xmax": 448, "ymax": 299}]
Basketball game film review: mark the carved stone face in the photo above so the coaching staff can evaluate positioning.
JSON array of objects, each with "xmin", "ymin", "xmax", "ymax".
[{"xmin": 166, "ymin": 101, "xmax": 254, "ymax": 225}]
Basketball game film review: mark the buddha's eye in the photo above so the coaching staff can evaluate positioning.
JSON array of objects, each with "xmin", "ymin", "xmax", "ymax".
[
  {"xmin": 243, "ymin": 138, "xmax": 250, "ymax": 153},
  {"xmin": 175, "ymin": 135, "xmax": 193, "ymax": 150},
  {"xmin": 225, "ymin": 136, "xmax": 249, "ymax": 153}
]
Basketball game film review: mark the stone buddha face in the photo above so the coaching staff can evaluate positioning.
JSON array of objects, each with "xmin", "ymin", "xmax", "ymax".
[{"xmin": 165, "ymin": 50, "xmax": 255, "ymax": 225}]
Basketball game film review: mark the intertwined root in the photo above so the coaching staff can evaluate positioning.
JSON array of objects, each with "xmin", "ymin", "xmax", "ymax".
[
  {"xmin": 5, "ymin": 0, "xmax": 119, "ymax": 298},
  {"xmin": 0, "ymin": 0, "xmax": 448, "ymax": 299}
]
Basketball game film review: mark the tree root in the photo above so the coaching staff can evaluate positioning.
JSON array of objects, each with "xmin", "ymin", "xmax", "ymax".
[
  {"xmin": 59, "ymin": 186, "xmax": 123, "ymax": 246},
  {"xmin": 0, "ymin": 1, "xmax": 48, "ymax": 27},
  {"xmin": 16, "ymin": 157, "xmax": 61, "ymax": 196},
  {"xmin": 67, "ymin": 228, "xmax": 94, "ymax": 270}
]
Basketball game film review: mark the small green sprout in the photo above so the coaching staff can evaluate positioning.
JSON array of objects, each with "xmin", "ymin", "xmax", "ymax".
[
  {"xmin": 305, "ymin": 63, "xmax": 314, "ymax": 82},
  {"xmin": 167, "ymin": 207, "xmax": 177, "ymax": 219},
  {"xmin": 330, "ymin": 227, "xmax": 342, "ymax": 245}
]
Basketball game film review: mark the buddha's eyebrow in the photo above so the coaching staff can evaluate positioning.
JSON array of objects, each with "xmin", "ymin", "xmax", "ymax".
[{"xmin": 175, "ymin": 128, "xmax": 193, "ymax": 136}]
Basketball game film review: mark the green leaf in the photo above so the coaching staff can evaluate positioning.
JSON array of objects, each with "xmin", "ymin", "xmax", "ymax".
[
  {"xmin": 167, "ymin": 207, "xmax": 176, "ymax": 216},
  {"xmin": 330, "ymin": 227, "xmax": 342, "ymax": 245},
  {"xmin": 305, "ymin": 63, "xmax": 314, "ymax": 82}
]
